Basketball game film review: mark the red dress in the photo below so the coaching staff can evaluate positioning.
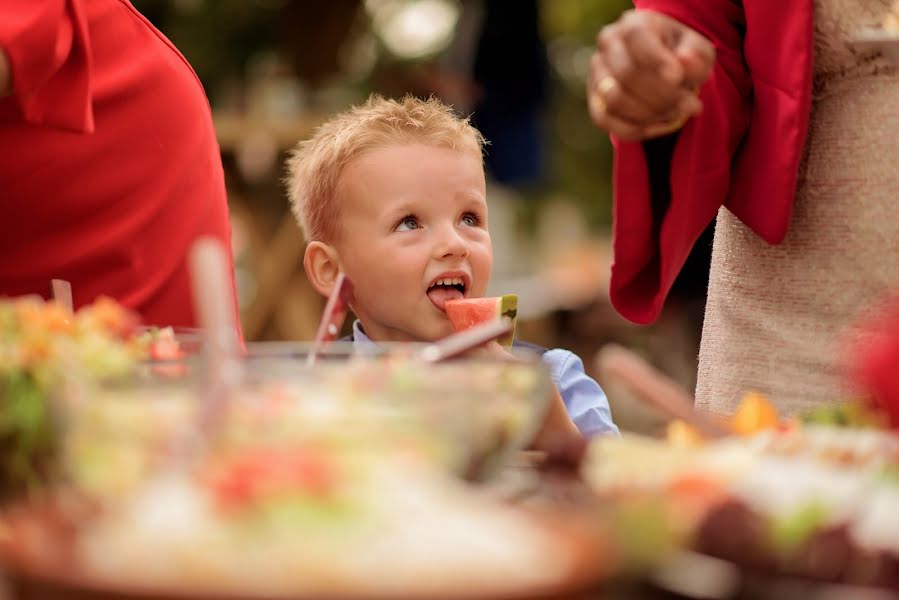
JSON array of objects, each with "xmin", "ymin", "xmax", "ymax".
[
  {"xmin": 0, "ymin": 0, "xmax": 240, "ymax": 330},
  {"xmin": 609, "ymin": 0, "xmax": 814, "ymax": 325}
]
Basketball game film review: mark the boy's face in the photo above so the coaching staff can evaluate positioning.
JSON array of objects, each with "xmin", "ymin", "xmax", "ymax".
[{"xmin": 333, "ymin": 143, "xmax": 492, "ymax": 342}]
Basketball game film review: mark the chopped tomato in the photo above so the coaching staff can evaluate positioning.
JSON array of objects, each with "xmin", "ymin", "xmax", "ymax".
[
  {"xmin": 149, "ymin": 338, "xmax": 184, "ymax": 361},
  {"xmin": 666, "ymin": 473, "xmax": 729, "ymax": 522},
  {"xmin": 208, "ymin": 449, "xmax": 336, "ymax": 510}
]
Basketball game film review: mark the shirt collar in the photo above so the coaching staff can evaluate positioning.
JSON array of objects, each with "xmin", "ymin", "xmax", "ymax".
[{"xmin": 352, "ymin": 320, "xmax": 375, "ymax": 345}]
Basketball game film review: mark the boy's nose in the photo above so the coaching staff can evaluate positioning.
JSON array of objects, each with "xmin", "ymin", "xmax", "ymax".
[{"xmin": 434, "ymin": 225, "xmax": 469, "ymax": 259}]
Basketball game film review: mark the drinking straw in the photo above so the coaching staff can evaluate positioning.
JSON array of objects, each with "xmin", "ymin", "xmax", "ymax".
[
  {"xmin": 416, "ymin": 317, "xmax": 514, "ymax": 363},
  {"xmin": 307, "ymin": 272, "xmax": 354, "ymax": 366},
  {"xmin": 189, "ymin": 238, "xmax": 243, "ymax": 439}
]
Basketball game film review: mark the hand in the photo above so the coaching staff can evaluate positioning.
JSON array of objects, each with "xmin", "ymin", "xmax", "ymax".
[
  {"xmin": 587, "ymin": 10, "xmax": 715, "ymax": 140},
  {"xmin": 531, "ymin": 389, "xmax": 586, "ymax": 468},
  {"xmin": 476, "ymin": 340, "xmax": 518, "ymax": 360},
  {"xmin": 467, "ymin": 342, "xmax": 585, "ymax": 466}
]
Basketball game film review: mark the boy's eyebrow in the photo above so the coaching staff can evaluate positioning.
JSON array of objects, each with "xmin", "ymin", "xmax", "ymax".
[
  {"xmin": 383, "ymin": 200, "xmax": 419, "ymax": 217},
  {"xmin": 459, "ymin": 193, "xmax": 488, "ymax": 211},
  {"xmin": 467, "ymin": 194, "xmax": 488, "ymax": 207},
  {"xmin": 381, "ymin": 191, "xmax": 487, "ymax": 222},
  {"xmin": 456, "ymin": 187, "xmax": 487, "ymax": 203},
  {"xmin": 459, "ymin": 187, "xmax": 487, "ymax": 202}
]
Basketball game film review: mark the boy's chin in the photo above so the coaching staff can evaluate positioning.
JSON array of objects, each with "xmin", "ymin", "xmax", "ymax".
[
  {"xmin": 367, "ymin": 321, "xmax": 453, "ymax": 344},
  {"xmin": 413, "ymin": 319, "xmax": 456, "ymax": 343}
]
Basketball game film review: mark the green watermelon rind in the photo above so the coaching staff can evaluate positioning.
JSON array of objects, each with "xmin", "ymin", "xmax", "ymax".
[
  {"xmin": 445, "ymin": 295, "xmax": 518, "ymax": 348},
  {"xmin": 498, "ymin": 294, "xmax": 517, "ymax": 348}
]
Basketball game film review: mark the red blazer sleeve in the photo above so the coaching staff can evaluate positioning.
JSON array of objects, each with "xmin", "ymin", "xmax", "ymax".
[
  {"xmin": 609, "ymin": 0, "xmax": 752, "ymax": 325},
  {"xmin": 0, "ymin": 0, "xmax": 93, "ymax": 132}
]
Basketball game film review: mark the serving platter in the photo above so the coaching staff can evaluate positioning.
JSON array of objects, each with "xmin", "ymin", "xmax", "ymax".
[{"xmin": 0, "ymin": 488, "xmax": 610, "ymax": 600}]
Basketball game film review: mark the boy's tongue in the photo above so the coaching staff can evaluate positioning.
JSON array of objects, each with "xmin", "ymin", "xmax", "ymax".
[{"xmin": 427, "ymin": 286, "xmax": 463, "ymax": 311}]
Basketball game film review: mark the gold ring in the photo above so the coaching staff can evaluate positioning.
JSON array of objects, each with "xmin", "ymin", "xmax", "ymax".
[
  {"xmin": 589, "ymin": 75, "xmax": 617, "ymax": 115},
  {"xmin": 597, "ymin": 75, "xmax": 617, "ymax": 96},
  {"xmin": 661, "ymin": 113, "xmax": 689, "ymax": 132},
  {"xmin": 646, "ymin": 113, "xmax": 689, "ymax": 137},
  {"xmin": 589, "ymin": 92, "xmax": 606, "ymax": 114}
]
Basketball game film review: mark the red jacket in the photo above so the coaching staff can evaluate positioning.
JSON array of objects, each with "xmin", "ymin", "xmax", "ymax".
[
  {"xmin": 0, "ymin": 0, "xmax": 241, "ymax": 330},
  {"xmin": 609, "ymin": 0, "xmax": 814, "ymax": 324}
]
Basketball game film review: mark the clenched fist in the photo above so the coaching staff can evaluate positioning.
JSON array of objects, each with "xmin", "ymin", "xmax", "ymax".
[{"xmin": 587, "ymin": 10, "xmax": 715, "ymax": 140}]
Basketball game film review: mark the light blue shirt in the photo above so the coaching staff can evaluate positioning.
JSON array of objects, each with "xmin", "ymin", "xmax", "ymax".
[{"xmin": 350, "ymin": 321, "xmax": 619, "ymax": 438}]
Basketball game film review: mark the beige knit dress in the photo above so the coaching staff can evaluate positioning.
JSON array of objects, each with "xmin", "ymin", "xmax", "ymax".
[{"xmin": 695, "ymin": 0, "xmax": 899, "ymax": 415}]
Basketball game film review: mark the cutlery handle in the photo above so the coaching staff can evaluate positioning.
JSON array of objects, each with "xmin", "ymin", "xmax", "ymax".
[
  {"xmin": 417, "ymin": 317, "xmax": 514, "ymax": 363},
  {"xmin": 596, "ymin": 344, "xmax": 729, "ymax": 438},
  {"xmin": 50, "ymin": 279, "xmax": 73, "ymax": 315}
]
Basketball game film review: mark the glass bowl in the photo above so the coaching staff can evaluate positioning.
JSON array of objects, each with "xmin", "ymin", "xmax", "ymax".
[
  {"xmin": 55, "ymin": 342, "xmax": 553, "ymax": 496},
  {"xmin": 10, "ymin": 345, "xmax": 581, "ymax": 600},
  {"xmin": 240, "ymin": 342, "xmax": 554, "ymax": 480}
]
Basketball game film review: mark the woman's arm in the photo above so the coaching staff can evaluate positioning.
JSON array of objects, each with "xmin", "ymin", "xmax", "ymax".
[{"xmin": 591, "ymin": 1, "xmax": 753, "ymax": 325}]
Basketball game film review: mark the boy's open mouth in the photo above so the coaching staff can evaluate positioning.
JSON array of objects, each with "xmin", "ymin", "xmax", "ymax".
[{"xmin": 427, "ymin": 276, "xmax": 466, "ymax": 311}]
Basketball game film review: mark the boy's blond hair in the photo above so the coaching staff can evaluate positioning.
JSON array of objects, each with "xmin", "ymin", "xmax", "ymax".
[{"xmin": 286, "ymin": 95, "xmax": 486, "ymax": 243}]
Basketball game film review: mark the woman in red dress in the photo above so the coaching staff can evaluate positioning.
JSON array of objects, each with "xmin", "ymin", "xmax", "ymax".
[
  {"xmin": 0, "ymin": 0, "xmax": 240, "ymax": 330},
  {"xmin": 590, "ymin": 1, "xmax": 899, "ymax": 413}
]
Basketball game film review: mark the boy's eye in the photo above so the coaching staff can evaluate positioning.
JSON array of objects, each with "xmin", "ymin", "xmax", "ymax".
[
  {"xmin": 395, "ymin": 216, "xmax": 421, "ymax": 231},
  {"xmin": 460, "ymin": 212, "xmax": 481, "ymax": 227}
]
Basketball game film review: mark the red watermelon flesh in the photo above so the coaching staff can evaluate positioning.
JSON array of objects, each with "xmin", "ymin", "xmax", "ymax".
[{"xmin": 445, "ymin": 295, "xmax": 518, "ymax": 347}]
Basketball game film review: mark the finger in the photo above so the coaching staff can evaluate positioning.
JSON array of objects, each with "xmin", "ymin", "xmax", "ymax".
[
  {"xmin": 623, "ymin": 20, "xmax": 684, "ymax": 85},
  {"xmin": 675, "ymin": 30, "xmax": 716, "ymax": 88},
  {"xmin": 675, "ymin": 90, "xmax": 703, "ymax": 117},
  {"xmin": 587, "ymin": 93, "xmax": 651, "ymax": 141},
  {"xmin": 603, "ymin": 34, "xmax": 691, "ymax": 117},
  {"xmin": 643, "ymin": 113, "xmax": 690, "ymax": 139},
  {"xmin": 589, "ymin": 53, "xmax": 664, "ymax": 124},
  {"xmin": 588, "ymin": 79, "xmax": 691, "ymax": 141},
  {"xmin": 620, "ymin": 28, "xmax": 705, "ymax": 117},
  {"xmin": 535, "ymin": 432, "xmax": 587, "ymax": 470}
]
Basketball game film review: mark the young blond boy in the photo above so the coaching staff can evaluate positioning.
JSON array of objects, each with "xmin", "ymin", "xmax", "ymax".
[{"xmin": 286, "ymin": 95, "xmax": 618, "ymax": 450}]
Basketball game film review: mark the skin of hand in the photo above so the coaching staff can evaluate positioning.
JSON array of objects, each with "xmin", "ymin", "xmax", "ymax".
[
  {"xmin": 0, "ymin": 49, "xmax": 10, "ymax": 97},
  {"xmin": 477, "ymin": 341, "xmax": 586, "ymax": 467},
  {"xmin": 587, "ymin": 9, "xmax": 716, "ymax": 141}
]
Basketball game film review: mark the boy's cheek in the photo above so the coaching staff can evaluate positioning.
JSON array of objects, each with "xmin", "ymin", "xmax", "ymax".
[{"xmin": 360, "ymin": 277, "xmax": 414, "ymax": 302}]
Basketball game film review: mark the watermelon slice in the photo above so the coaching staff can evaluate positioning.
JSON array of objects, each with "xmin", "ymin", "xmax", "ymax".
[{"xmin": 444, "ymin": 295, "xmax": 518, "ymax": 348}]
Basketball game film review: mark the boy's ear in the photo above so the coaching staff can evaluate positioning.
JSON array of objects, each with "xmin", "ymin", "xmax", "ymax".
[{"xmin": 304, "ymin": 241, "xmax": 342, "ymax": 297}]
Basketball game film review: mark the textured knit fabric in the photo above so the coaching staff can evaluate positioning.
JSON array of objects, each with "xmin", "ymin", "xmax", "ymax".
[{"xmin": 696, "ymin": 0, "xmax": 899, "ymax": 414}]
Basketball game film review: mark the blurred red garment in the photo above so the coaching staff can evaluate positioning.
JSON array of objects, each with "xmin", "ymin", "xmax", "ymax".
[
  {"xmin": 608, "ymin": 0, "xmax": 813, "ymax": 325},
  {"xmin": 0, "ymin": 0, "xmax": 241, "ymax": 331},
  {"xmin": 850, "ymin": 298, "xmax": 899, "ymax": 429}
]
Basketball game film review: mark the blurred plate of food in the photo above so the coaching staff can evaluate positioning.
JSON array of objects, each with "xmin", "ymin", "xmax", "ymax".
[
  {"xmin": 583, "ymin": 393, "xmax": 899, "ymax": 591},
  {"xmin": 0, "ymin": 296, "xmax": 612, "ymax": 600},
  {"xmin": 0, "ymin": 383, "xmax": 608, "ymax": 600}
]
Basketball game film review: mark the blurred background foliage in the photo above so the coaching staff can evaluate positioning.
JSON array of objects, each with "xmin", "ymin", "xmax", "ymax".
[{"xmin": 134, "ymin": 0, "xmax": 631, "ymax": 230}]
